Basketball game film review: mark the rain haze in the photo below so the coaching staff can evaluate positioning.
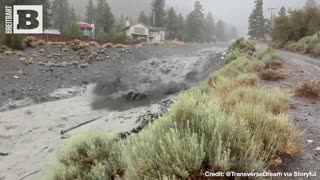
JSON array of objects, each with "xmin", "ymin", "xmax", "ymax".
[
  {"xmin": 70, "ymin": 0, "xmax": 308, "ymax": 36},
  {"xmin": 2, "ymin": 0, "xmax": 320, "ymax": 179}
]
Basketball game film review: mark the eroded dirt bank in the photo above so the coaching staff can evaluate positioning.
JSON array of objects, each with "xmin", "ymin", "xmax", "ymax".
[{"xmin": 0, "ymin": 43, "xmax": 227, "ymax": 180}]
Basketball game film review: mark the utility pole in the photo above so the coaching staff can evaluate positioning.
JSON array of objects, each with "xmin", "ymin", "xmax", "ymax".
[{"xmin": 268, "ymin": 8, "xmax": 277, "ymax": 23}]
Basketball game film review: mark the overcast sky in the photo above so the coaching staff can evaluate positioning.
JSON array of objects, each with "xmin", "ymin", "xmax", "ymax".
[
  {"xmin": 71, "ymin": 0, "xmax": 313, "ymax": 36},
  {"xmin": 165, "ymin": 0, "xmax": 307, "ymax": 36}
]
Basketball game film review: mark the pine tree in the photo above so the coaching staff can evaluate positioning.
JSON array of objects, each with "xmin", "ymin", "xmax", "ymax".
[
  {"xmin": 215, "ymin": 19, "xmax": 226, "ymax": 41},
  {"xmin": 151, "ymin": 0, "xmax": 166, "ymax": 27},
  {"xmin": 95, "ymin": 0, "xmax": 114, "ymax": 36},
  {"xmin": 52, "ymin": 0, "xmax": 70, "ymax": 33},
  {"xmin": 138, "ymin": 11, "xmax": 149, "ymax": 25},
  {"xmin": 69, "ymin": 6, "xmax": 77, "ymax": 22},
  {"xmin": 204, "ymin": 12, "xmax": 215, "ymax": 42},
  {"xmin": 305, "ymin": 0, "xmax": 317, "ymax": 9},
  {"xmin": 39, "ymin": 0, "xmax": 51, "ymax": 28},
  {"xmin": 185, "ymin": 1, "xmax": 205, "ymax": 42},
  {"xmin": 248, "ymin": 0, "xmax": 266, "ymax": 39},
  {"xmin": 278, "ymin": 6, "xmax": 287, "ymax": 16},
  {"xmin": 166, "ymin": 7, "xmax": 178, "ymax": 39},
  {"xmin": 229, "ymin": 26, "xmax": 238, "ymax": 39},
  {"xmin": 177, "ymin": 13, "xmax": 184, "ymax": 40},
  {"xmin": 120, "ymin": 14, "xmax": 125, "ymax": 27},
  {"xmin": 85, "ymin": 0, "xmax": 95, "ymax": 24}
]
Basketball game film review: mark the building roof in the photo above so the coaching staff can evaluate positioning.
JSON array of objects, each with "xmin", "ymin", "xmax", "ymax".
[{"xmin": 78, "ymin": 22, "xmax": 94, "ymax": 29}]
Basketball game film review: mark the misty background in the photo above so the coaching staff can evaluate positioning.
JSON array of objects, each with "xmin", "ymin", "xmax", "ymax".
[{"xmin": 69, "ymin": 0, "xmax": 307, "ymax": 36}]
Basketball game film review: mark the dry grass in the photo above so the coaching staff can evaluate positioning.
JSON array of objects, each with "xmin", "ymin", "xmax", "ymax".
[
  {"xmin": 296, "ymin": 80, "xmax": 320, "ymax": 98},
  {"xmin": 259, "ymin": 68, "xmax": 285, "ymax": 81}
]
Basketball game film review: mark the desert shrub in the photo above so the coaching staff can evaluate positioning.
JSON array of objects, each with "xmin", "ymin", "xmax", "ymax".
[
  {"xmin": 225, "ymin": 38, "xmax": 255, "ymax": 63},
  {"xmin": 284, "ymin": 31, "xmax": 320, "ymax": 56},
  {"xmin": 259, "ymin": 69, "xmax": 285, "ymax": 81},
  {"xmin": 235, "ymin": 73, "xmax": 258, "ymax": 86},
  {"xmin": 228, "ymin": 38, "xmax": 255, "ymax": 55},
  {"xmin": 211, "ymin": 57, "xmax": 264, "ymax": 82},
  {"xmin": 286, "ymin": 41, "xmax": 299, "ymax": 51},
  {"xmin": 258, "ymin": 50, "xmax": 283, "ymax": 68},
  {"xmin": 311, "ymin": 43, "xmax": 320, "ymax": 56},
  {"xmin": 47, "ymin": 130, "xmax": 124, "ymax": 180},
  {"xmin": 124, "ymin": 92, "xmax": 268, "ymax": 179},
  {"xmin": 220, "ymin": 86, "xmax": 289, "ymax": 114},
  {"xmin": 296, "ymin": 80, "xmax": 320, "ymax": 98},
  {"xmin": 257, "ymin": 48, "xmax": 273, "ymax": 59},
  {"xmin": 232, "ymin": 103, "xmax": 302, "ymax": 156}
]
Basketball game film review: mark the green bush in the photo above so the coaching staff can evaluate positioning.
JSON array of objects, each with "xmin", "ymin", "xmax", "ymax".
[
  {"xmin": 272, "ymin": 7, "xmax": 320, "ymax": 48},
  {"xmin": 65, "ymin": 21, "xmax": 84, "ymax": 38},
  {"xmin": 47, "ymin": 130, "xmax": 124, "ymax": 180},
  {"xmin": 3, "ymin": 34, "xmax": 24, "ymax": 50},
  {"xmin": 284, "ymin": 31, "xmax": 320, "ymax": 56}
]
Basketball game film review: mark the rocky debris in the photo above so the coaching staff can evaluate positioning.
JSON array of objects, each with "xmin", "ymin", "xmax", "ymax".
[
  {"xmin": 160, "ymin": 66, "xmax": 171, "ymax": 74},
  {"xmin": 114, "ymin": 44, "xmax": 128, "ymax": 48},
  {"xmin": 122, "ymin": 91, "xmax": 148, "ymax": 101},
  {"xmin": 3, "ymin": 51, "xmax": 13, "ymax": 56},
  {"xmin": 62, "ymin": 48, "xmax": 69, "ymax": 52},
  {"xmin": 0, "ymin": 45, "xmax": 8, "ymax": 53},
  {"xmin": 102, "ymin": 43, "xmax": 113, "ymax": 48},
  {"xmin": 129, "ymin": 99, "xmax": 172, "ymax": 136},
  {"xmin": 307, "ymin": 140, "xmax": 314, "ymax": 144},
  {"xmin": 80, "ymin": 62, "xmax": 89, "ymax": 68},
  {"xmin": 0, "ymin": 152, "xmax": 9, "ymax": 156},
  {"xmin": 88, "ymin": 41, "xmax": 100, "ymax": 47},
  {"xmin": 61, "ymin": 133, "xmax": 71, "ymax": 139},
  {"xmin": 38, "ymin": 49, "xmax": 45, "ymax": 53}
]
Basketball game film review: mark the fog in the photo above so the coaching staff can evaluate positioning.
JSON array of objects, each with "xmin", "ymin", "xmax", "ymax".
[{"xmin": 70, "ymin": 0, "xmax": 309, "ymax": 36}]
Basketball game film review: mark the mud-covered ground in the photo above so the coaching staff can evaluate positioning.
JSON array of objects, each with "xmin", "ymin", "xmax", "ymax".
[
  {"xmin": 257, "ymin": 44, "xmax": 320, "ymax": 180},
  {"xmin": 0, "ymin": 43, "xmax": 226, "ymax": 111},
  {"xmin": 0, "ymin": 43, "xmax": 227, "ymax": 180}
]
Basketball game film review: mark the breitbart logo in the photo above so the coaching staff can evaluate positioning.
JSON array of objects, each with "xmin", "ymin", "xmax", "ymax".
[{"xmin": 5, "ymin": 5, "xmax": 43, "ymax": 34}]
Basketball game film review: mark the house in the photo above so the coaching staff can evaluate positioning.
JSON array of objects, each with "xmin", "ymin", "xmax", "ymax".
[
  {"xmin": 77, "ymin": 22, "xmax": 95, "ymax": 38},
  {"xmin": 122, "ymin": 20, "xmax": 166, "ymax": 43}
]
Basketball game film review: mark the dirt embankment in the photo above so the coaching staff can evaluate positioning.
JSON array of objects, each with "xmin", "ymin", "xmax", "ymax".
[{"xmin": 0, "ymin": 43, "xmax": 228, "ymax": 180}]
